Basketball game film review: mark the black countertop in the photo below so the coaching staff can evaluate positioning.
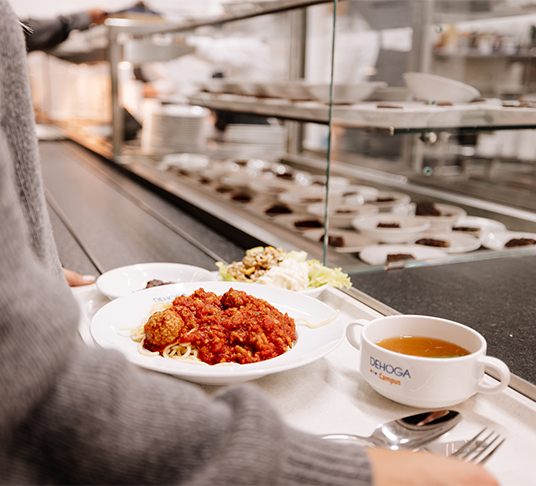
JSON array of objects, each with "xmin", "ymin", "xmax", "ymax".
[{"xmin": 349, "ymin": 256, "xmax": 536, "ymax": 388}]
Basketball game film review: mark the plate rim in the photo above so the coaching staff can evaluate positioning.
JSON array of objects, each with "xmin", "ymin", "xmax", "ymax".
[
  {"xmin": 95, "ymin": 262, "xmax": 218, "ymax": 299},
  {"xmin": 359, "ymin": 243, "xmax": 449, "ymax": 265},
  {"xmin": 413, "ymin": 232, "xmax": 481, "ymax": 253}
]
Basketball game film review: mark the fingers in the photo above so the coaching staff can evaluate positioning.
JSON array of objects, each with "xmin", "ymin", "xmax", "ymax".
[
  {"xmin": 366, "ymin": 448, "xmax": 500, "ymax": 486},
  {"xmin": 62, "ymin": 267, "xmax": 96, "ymax": 287},
  {"xmin": 87, "ymin": 9, "xmax": 108, "ymax": 25}
]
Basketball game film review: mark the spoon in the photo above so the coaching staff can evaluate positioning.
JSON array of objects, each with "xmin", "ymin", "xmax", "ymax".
[{"xmin": 321, "ymin": 410, "xmax": 461, "ymax": 450}]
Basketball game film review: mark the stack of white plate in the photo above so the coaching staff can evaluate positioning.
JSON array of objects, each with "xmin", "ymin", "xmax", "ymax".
[{"xmin": 141, "ymin": 104, "xmax": 210, "ymax": 154}]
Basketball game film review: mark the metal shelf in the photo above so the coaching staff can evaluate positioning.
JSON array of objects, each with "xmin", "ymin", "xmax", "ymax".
[
  {"xmin": 104, "ymin": 0, "xmax": 332, "ymax": 36},
  {"xmin": 188, "ymin": 94, "xmax": 536, "ymax": 135}
]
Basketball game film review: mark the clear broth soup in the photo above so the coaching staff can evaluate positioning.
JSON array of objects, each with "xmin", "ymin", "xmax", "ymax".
[{"xmin": 375, "ymin": 336, "xmax": 471, "ymax": 358}]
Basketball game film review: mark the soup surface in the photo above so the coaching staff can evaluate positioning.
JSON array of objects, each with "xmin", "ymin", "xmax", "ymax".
[{"xmin": 375, "ymin": 336, "xmax": 471, "ymax": 358}]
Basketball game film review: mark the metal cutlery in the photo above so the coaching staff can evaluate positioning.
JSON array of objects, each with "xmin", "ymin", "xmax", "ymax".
[
  {"xmin": 451, "ymin": 427, "xmax": 505, "ymax": 464},
  {"xmin": 320, "ymin": 410, "xmax": 461, "ymax": 450}
]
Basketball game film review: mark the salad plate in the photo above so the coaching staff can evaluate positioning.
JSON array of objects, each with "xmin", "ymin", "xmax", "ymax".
[
  {"xmin": 96, "ymin": 263, "xmax": 217, "ymax": 300},
  {"xmin": 216, "ymin": 246, "xmax": 351, "ymax": 293},
  {"xmin": 90, "ymin": 282, "xmax": 345, "ymax": 385}
]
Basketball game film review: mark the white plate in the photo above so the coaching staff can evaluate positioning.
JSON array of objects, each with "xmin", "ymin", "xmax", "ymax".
[
  {"xmin": 359, "ymin": 244, "xmax": 449, "ymax": 266},
  {"xmin": 481, "ymin": 231, "xmax": 536, "ymax": 251},
  {"xmin": 214, "ymin": 269, "xmax": 330, "ymax": 298},
  {"xmin": 452, "ymin": 216, "xmax": 507, "ymax": 241},
  {"xmin": 306, "ymin": 202, "xmax": 379, "ymax": 228},
  {"xmin": 96, "ymin": 263, "xmax": 218, "ymax": 300},
  {"xmin": 403, "ymin": 72, "xmax": 480, "ymax": 103},
  {"xmin": 296, "ymin": 285, "xmax": 330, "ymax": 298},
  {"xmin": 304, "ymin": 229, "xmax": 377, "ymax": 253},
  {"xmin": 278, "ymin": 188, "xmax": 344, "ymax": 210},
  {"xmin": 221, "ymin": 170, "xmax": 259, "ymax": 190},
  {"xmin": 308, "ymin": 175, "xmax": 350, "ymax": 190},
  {"xmin": 340, "ymin": 185, "xmax": 380, "ymax": 202},
  {"xmin": 161, "ymin": 153, "xmax": 210, "ymax": 173},
  {"xmin": 274, "ymin": 213, "xmax": 325, "ymax": 231},
  {"xmin": 248, "ymin": 176, "xmax": 298, "ymax": 195},
  {"xmin": 418, "ymin": 203, "xmax": 466, "ymax": 232},
  {"xmin": 352, "ymin": 214, "xmax": 431, "ymax": 244},
  {"xmin": 414, "ymin": 232, "xmax": 481, "ymax": 253},
  {"xmin": 90, "ymin": 282, "xmax": 344, "ymax": 385},
  {"xmin": 397, "ymin": 202, "xmax": 466, "ymax": 232}
]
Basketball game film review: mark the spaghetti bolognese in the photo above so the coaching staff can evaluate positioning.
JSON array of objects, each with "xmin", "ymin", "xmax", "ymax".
[{"xmin": 131, "ymin": 287, "xmax": 296, "ymax": 365}]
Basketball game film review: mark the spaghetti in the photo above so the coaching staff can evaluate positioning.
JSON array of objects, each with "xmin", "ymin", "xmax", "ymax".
[{"xmin": 130, "ymin": 288, "xmax": 296, "ymax": 365}]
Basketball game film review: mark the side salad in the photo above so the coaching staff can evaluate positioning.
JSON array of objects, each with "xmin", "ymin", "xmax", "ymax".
[{"xmin": 216, "ymin": 246, "xmax": 351, "ymax": 292}]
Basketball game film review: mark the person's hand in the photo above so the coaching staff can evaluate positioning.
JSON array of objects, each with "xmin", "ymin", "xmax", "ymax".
[
  {"xmin": 87, "ymin": 9, "xmax": 108, "ymax": 26},
  {"xmin": 62, "ymin": 267, "xmax": 96, "ymax": 287},
  {"xmin": 367, "ymin": 448, "xmax": 500, "ymax": 486}
]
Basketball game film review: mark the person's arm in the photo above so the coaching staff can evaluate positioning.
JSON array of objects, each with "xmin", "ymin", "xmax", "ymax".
[
  {"xmin": 0, "ymin": 129, "xmax": 373, "ymax": 486},
  {"xmin": 22, "ymin": 9, "xmax": 107, "ymax": 52},
  {"xmin": 0, "ymin": 4, "xmax": 374, "ymax": 483}
]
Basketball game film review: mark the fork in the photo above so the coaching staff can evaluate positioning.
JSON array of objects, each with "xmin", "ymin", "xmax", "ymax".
[{"xmin": 451, "ymin": 427, "xmax": 505, "ymax": 464}]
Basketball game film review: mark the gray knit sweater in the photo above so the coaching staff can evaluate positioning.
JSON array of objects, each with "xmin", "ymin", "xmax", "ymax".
[{"xmin": 0, "ymin": 1, "xmax": 372, "ymax": 484}]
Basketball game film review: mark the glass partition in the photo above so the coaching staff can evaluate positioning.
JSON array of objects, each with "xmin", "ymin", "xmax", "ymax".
[
  {"xmin": 27, "ymin": 0, "xmax": 536, "ymax": 273},
  {"xmin": 322, "ymin": 0, "xmax": 536, "ymax": 272}
]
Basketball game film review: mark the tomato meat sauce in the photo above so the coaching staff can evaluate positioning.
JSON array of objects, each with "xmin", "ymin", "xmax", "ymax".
[{"xmin": 143, "ymin": 288, "xmax": 296, "ymax": 365}]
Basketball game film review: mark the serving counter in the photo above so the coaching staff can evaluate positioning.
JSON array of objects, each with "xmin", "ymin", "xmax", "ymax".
[
  {"xmin": 40, "ymin": 139, "xmax": 536, "ymax": 484},
  {"xmin": 42, "ymin": 139, "xmax": 536, "ymax": 391}
]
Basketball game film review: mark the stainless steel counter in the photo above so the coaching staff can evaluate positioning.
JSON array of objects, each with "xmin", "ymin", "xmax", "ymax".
[
  {"xmin": 40, "ymin": 140, "xmax": 248, "ymax": 274},
  {"xmin": 40, "ymin": 140, "xmax": 536, "ymax": 397}
]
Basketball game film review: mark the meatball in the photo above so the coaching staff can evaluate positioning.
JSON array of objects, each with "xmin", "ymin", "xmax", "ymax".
[
  {"xmin": 220, "ymin": 288, "xmax": 252, "ymax": 309},
  {"xmin": 144, "ymin": 308, "xmax": 184, "ymax": 349}
]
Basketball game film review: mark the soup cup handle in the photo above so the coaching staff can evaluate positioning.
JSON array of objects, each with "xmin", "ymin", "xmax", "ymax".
[
  {"xmin": 476, "ymin": 356, "xmax": 511, "ymax": 394},
  {"xmin": 345, "ymin": 319, "xmax": 371, "ymax": 351}
]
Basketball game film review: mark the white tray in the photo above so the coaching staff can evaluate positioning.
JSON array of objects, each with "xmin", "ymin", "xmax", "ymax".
[{"xmin": 72, "ymin": 284, "xmax": 536, "ymax": 486}]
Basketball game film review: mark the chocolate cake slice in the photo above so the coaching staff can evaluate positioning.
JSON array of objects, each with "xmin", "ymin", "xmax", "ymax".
[
  {"xmin": 415, "ymin": 238, "xmax": 450, "ymax": 248},
  {"xmin": 386, "ymin": 253, "xmax": 416, "ymax": 263},
  {"xmin": 504, "ymin": 238, "xmax": 536, "ymax": 248}
]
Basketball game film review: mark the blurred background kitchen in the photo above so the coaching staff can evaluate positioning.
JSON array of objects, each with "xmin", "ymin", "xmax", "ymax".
[{"xmin": 15, "ymin": 0, "xmax": 536, "ymax": 272}]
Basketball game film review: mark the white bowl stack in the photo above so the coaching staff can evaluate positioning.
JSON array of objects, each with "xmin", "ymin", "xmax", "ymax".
[
  {"xmin": 222, "ymin": 123, "xmax": 287, "ymax": 155},
  {"xmin": 141, "ymin": 104, "xmax": 210, "ymax": 154}
]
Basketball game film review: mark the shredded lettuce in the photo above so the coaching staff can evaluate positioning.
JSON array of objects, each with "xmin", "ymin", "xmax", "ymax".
[
  {"xmin": 245, "ymin": 246, "xmax": 265, "ymax": 256},
  {"xmin": 306, "ymin": 260, "xmax": 351, "ymax": 289},
  {"xmin": 215, "ymin": 261, "xmax": 236, "ymax": 282}
]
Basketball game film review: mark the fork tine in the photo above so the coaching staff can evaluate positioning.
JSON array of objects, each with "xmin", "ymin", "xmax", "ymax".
[
  {"xmin": 452, "ymin": 427, "xmax": 505, "ymax": 464},
  {"xmin": 474, "ymin": 437, "xmax": 506, "ymax": 465},
  {"xmin": 452, "ymin": 427, "xmax": 488, "ymax": 459}
]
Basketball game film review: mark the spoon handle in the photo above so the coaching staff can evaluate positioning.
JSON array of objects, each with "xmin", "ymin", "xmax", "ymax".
[{"xmin": 320, "ymin": 434, "xmax": 376, "ymax": 446}]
